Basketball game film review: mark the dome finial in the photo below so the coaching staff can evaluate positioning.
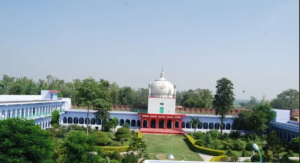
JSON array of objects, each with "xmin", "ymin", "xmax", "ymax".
[{"xmin": 160, "ymin": 66, "xmax": 164, "ymax": 78}]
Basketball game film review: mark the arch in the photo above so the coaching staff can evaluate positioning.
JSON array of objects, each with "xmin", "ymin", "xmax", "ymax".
[
  {"xmin": 203, "ymin": 122, "xmax": 208, "ymax": 129},
  {"xmin": 131, "ymin": 120, "xmax": 136, "ymax": 127},
  {"xmin": 7, "ymin": 109, "xmax": 11, "ymax": 118},
  {"xmin": 17, "ymin": 108, "xmax": 20, "ymax": 118},
  {"xmin": 79, "ymin": 118, "xmax": 84, "ymax": 124},
  {"xmin": 186, "ymin": 122, "xmax": 191, "ymax": 128},
  {"xmin": 12, "ymin": 109, "xmax": 16, "ymax": 118},
  {"xmin": 85, "ymin": 118, "xmax": 90, "ymax": 124},
  {"xmin": 215, "ymin": 123, "xmax": 220, "ymax": 129},
  {"xmin": 143, "ymin": 120, "xmax": 148, "ymax": 128},
  {"xmin": 167, "ymin": 120, "xmax": 172, "ymax": 129},
  {"xmin": 151, "ymin": 119, "xmax": 156, "ymax": 128},
  {"xmin": 126, "ymin": 119, "xmax": 130, "ymax": 126},
  {"xmin": 222, "ymin": 123, "xmax": 225, "ymax": 130},
  {"xmin": 159, "ymin": 119, "xmax": 164, "ymax": 128},
  {"xmin": 120, "ymin": 119, "xmax": 124, "ymax": 125},
  {"xmin": 182, "ymin": 122, "xmax": 185, "ymax": 128},
  {"xmin": 137, "ymin": 120, "xmax": 141, "ymax": 127},
  {"xmin": 288, "ymin": 133, "xmax": 291, "ymax": 141},
  {"xmin": 198, "ymin": 123, "xmax": 203, "ymax": 129},
  {"xmin": 91, "ymin": 118, "xmax": 96, "ymax": 125},
  {"xmin": 96, "ymin": 119, "xmax": 101, "ymax": 125},
  {"xmin": 209, "ymin": 123, "xmax": 214, "ymax": 129},
  {"xmin": 63, "ymin": 117, "xmax": 67, "ymax": 123},
  {"xmin": 74, "ymin": 117, "xmax": 78, "ymax": 124},
  {"xmin": 175, "ymin": 121, "xmax": 179, "ymax": 128},
  {"xmin": 68, "ymin": 117, "xmax": 72, "ymax": 124},
  {"xmin": 226, "ymin": 123, "xmax": 231, "ymax": 130}
]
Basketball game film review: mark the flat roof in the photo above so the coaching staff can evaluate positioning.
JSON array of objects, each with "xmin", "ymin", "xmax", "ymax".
[{"xmin": 0, "ymin": 100, "xmax": 63, "ymax": 105}]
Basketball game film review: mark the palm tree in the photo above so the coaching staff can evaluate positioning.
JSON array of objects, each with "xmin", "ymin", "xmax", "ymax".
[{"xmin": 189, "ymin": 117, "xmax": 202, "ymax": 134}]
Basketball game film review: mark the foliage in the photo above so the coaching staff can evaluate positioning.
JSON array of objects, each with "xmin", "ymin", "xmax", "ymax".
[
  {"xmin": 245, "ymin": 142, "xmax": 254, "ymax": 151},
  {"xmin": 102, "ymin": 121, "xmax": 113, "ymax": 132},
  {"xmin": 100, "ymin": 146, "xmax": 129, "ymax": 152},
  {"xmin": 270, "ymin": 89, "xmax": 299, "ymax": 109},
  {"xmin": 93, "ymin": 131, "xmax": 111, "ymax": 145},
  {"xmin": 292, "ymin": 136, "xmax": 299, "ymax": 151},
  {"xmin": 186, "ymin": 135, "xmax": 225, "ymax": 156},
  {"xmin": 111, "ymin": 117, "xmax": 119, "ymax": 132},
  {"xmin": 232, "ymin": 139, "xmax": 246, "ymax": 150},
  {"xmin": 265, "ymin": 131, "xmax": 283, "ymax": 162},
  {"xmin": 127, "ymin": 135, "xmax": 149, "ymax": 163},
  {"xmin": 212, "ymin": 78, "xmax": 235, "ymax": 135},
  {"xmin": 241, "ymin": 96, "xmax": 257, "ymax": 110},
  {"xmin": 0, "ymin": 118, "xmax": 54, "ymax": 163},
  {"xmin": 122, "ymin": 122, "xmax": 130, "ymax": 129},
  {"xmin": 241, "ymin": 149, "xmax": 250, "ymax": 157},
  {"xmin": 207, "ymin": 129, "xmax": 220, "ymax": 140},
  {"xmin": 122, "ymin": 152, "xmax": 138, "ymax": 163},
  {"xmin": 203, "ymin": 133, "xmax": 213, "ymax": 148},
  {"xmin": 136, "ymin": 131, "xmax": 143, "ymax": 140},
  {"xmin": 57, "ymin": 131, "xmax": 101, "ymax": 163},
  {"xmin": 229, "ymin": 130, "xmax": 241, "ymax": 139},
  {"xmin": 211, "ymin": 139, "xmax": 222, "ymax": 150},
  {"xmin": 195, "ymin": 140, "xmax": 204, "ymax": 146},
  {"xmin": 193, "ymin": 131, "xmax": 204, "ymax": 139},
  {"xmin": 115, "ymin": 127, "xmax": 131, "ymax": 140},
  {"xmin": 177, "ymin": 89, "xmax": 213, "ymax": 108},
  {"xmin": 222, "ymin": 140, "xmax": 234, "ymax": 150},
  {"xmin": 189, "ymin": 117, "xmax": 202, "ymax": 134},
  {"xmin": 51, "ymin": 109, "xmax": 60, "ymax": 127},
  {"xmin": 209, "ymin": 155, "xmax": 228, "ymax": 162}
]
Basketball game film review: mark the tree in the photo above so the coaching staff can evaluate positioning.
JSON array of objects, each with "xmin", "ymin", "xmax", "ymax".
[
  {"xmin": 292, "ymin": 136, "xmax": 299, "ymax": 151},
  {"xmin": 270, "ymin": 89, "xmax": 299, "ymax": 109},
  {"xmin": 0, "ymin": 118, "xmax": 54, "ymax": 163},
  {"xmin": 244, "ymin": 96, "xmax": 257, "ymax": 109},
  {"xmin": 127, "ymin": 136, "xmax": 150, "ymax": 163},
  {"xmin": 110, "ymin": 82, "xmax": 119, "ymax": 105},
  {"xmin": 51, "ymin": 110, "xmax": 60, "ymax": 128},
  {"xmin": 115, "ymin": 127, "xmax": 131, "ymax": 139},
  {"xmin": 119, "ymin": 86, "xmax": 135, "ymax": 105},
  {"xmin": 122, "ymin": 152, "xmax": 138, "ymax": 163},
  {"xmin": 58, "ymin": 132, "xmax": 101, "ymax": 163},
  {"xmin": 212, "ymin": 78, "xmax": 235, "ymax": 135},
  {"xmin": 233, "ymin": 110, "xmax": 252, "ymax": 133},
  {"xmin": 189, "ymin": 117, "xmax": 202, "ymax": 134},
  {"xmin": 93, "ymin": 131, "xmax": 111, "ymax": 145},
  {"xmin": 265, "ymin": 131, "xmax": 283, "ymax": 162},
  {"xmin": 111, "ymin": 117, "xmax": 119, "ymax": 132}
]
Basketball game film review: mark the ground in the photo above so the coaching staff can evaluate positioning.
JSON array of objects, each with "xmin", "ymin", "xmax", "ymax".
[{"xmin": 142, "ymin": 134, "xmax": 203, "ymax": 161}]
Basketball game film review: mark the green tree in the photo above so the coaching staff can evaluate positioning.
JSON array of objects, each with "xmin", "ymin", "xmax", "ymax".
[
  {"xmin": 111, "ymin": 117, "xmax": 119, "ymax": 132},
  {"xmin": 233, "ymin": 110, "xmax": 252, "ymax": 133},
  {"xmin": 119, "ymin": 86, "xmax": 135, "ymax": 105},
  {"xmin": 189, "ymin": 117, "xmax": 202, "ymax": 134},
  {"xmin": 212, "ymin": 78, "xmax": 235, "ymax": 135},
  {"xmin": 127, "ymin": 136, "xmax": 150, "ymax": 163},
  {"xmin": 58, "ymin": 132, "xmax": 101, "ymax": 163},
  {"xmin": 292, "ymin": 136, "xmax": 299, "ymax": 151},
  {"xmin": 270, "ymin": 89, "xmax": 299, "ymax": 109},
  {"xmin": 51, "ymin": 110, "xmax": 60, "ymax": 128},
  {"xmin": 265, "ymin": 131, "xmax": 283, "ymax": 162},
  {"xmin": 244, "ymin": 96, "xmax": 257, "ymax": 109},
  {"xmin": 134, "ymin": 88, "xmax": 149, "ymax": 106},
  {"xmin": 93, "ymin": 131, "xmax": 111, "ymax": 145},
  {"xmin": 122, "ymin": 152, "xmax": 138, "ymax": 163},
  {"xmin": 115, "ymin": 127, "xmax": 131, "ymax": 139},
  {"xmin": 110, "ymin": 82, "xmax": 119, "ymax": 105},
  {"xmin": 0, "ymin": 118, "xmax": 54, "ymax": 163}
]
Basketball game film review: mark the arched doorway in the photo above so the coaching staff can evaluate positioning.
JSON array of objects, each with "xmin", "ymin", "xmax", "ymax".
[
  {"xmin": 137, "ymin": 120, "xmax": 141, "ymax": 127},
  {"xmin": 91, "ymin": 118, "xmax": 96, "ymax": 125},
  {"xmin": 151, "ymin": 119, "xmax": 156, "ymax": 128},
  {"xmin": 215, "ymin": 123, "xmax": 220, "ymax": 129},
  {"xmin": 226, "ymin": 123, "xmax": 231, "ymax": 130},
  {"xmin": 175, "ymin": 121, "xmax": 179, "ymax": 128},
  {"xmin": 159, "ymin": 119, "xmax": 164, "ymax": 128},
  {"xmin": 79, "ymin": 118, "xmax": 84, "ymax": 124},
  {"xmin": 182, "ymin": 122, "xmax": 185, "ymax": 128},
  {"xmin": 203, "ymin": 123, "xmax": 208, "ymax": 129},
  {"xmin": 120, "ymin": 119, "xmax": 124, "ymax": 125},
  {"xmin": 143, "ymin": 120, "xmax": 148, "ymax": 128},
  {"xmin": 74, "ymin": 117, "xmax": 78, "ymax": 124},
  {"xmin": 167, "ymin": 120, "xmax": 172, "ymax": 128},
  {"xmin": 131, "ymin": 120, "xmax": 136, "ymax": 127},
  {"xmin": 68, "ymin": 117, "xmax": 72, "ymax": 124},
  {"xmin": 198, "ymin": 123, "xmax": 203, "ymax": 129},
  {"xmin": 63, "ymin": 117, "xmax": 67, "ymax": 123},
  {"xmin": 186, "ymin": 122, "xmax": 191, "ymax": 128},
  {"xmin": 126, "ymin": 119, "xmax": 130, "ymax": 126},
  {"xmin": 209, "ymin": 123, "xmax": 214, "ymax": 129}
]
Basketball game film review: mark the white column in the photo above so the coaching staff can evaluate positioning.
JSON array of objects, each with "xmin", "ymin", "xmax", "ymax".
[
  {"xmin": 14, "ymin": 110, "xmax": 17, "ymax": 118},
  {"xmin": 31, "ymin": 108, "xmax": 33, "ymax": 117},
  {"xmin": 27, "ymin": 109, "xmax": 30, "ymax": 118},
  {"xmin": 19, "ymin": 109, "xmax": 21, "ymax": 118},
  {"xmin": 4, "ymin": 110, "xmax": 7, "ymax": 119}
]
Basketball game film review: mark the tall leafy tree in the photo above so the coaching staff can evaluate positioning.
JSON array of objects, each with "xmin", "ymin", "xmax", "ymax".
[
  {"xmin": 212, "ymin": 78, "xmax": 235, "ymax": 135},
  {"xmin": 189, "ymin": 117, "xmax": 202, "ymax": 134},
  {"xmin": 134, "ymin": 88, "xmax": 149, "ymax": 106},
  {"xmin": 110, "ymin": 82, "xmax": 119, "ymax": 105},
  {"xmin": 0, "ymin": 118, "xmax": 54, "ymax": 163},
  {"xmin": 51, "ymin": 110, "xmax": 60, "ymax": 128},
  {"xmin": 119, "ymin": 86, "xmax": 135, "ymax": 105},
  {"xmin": 270, "ymin": 89, "xmax": 299, "ymax": 109}
]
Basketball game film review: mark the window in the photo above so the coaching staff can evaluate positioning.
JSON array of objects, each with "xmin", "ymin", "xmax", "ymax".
[{"xmin": 160, "ymin": 103, "xmax": 164, "ymax": 105}]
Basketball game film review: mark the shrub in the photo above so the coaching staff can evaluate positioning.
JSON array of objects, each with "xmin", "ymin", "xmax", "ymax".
[
  {"xmin": 195, "ymin": 140, "xmax": 204, "ymax": 146},
  {"xmin": 93, "ymin": 131, "xmax": 111, "ymax": 145},
  {"xmin": 203, "ymin": 133, "xmax": 213, "ymax": 148},
  {"xmin": 136, "ymin": 131, "xmax": 142, "ymax": 139},
  {"xmin": 207, "ymin": 129, "xmax": 220, "ymax": 140},
  {"xmin": 223, "ymin": 133, "xmax": 229, "ymax": 140},
  {"xmin": 100, "ymin": 146, "xmax": 129, "ymax": 152},
  {"xmin": 122, "ymin": 123, "xmax": 130, "ymax": 129},
  {"xmin": 251, "ymin": 153, "xmax": 266, "ymax": 162},
  {"xmin": 186, "ymin": 135, "xmax": 225, "ymax": 156},
  {"xmin": 222, "ymin": 140, "xmax": 234, "ymax": 150},
  {"xmin": 115, "ymin": 127, "xmax": 131, "ymax": 139},
  {"xmin": 233, "ymin": 139, "xmax": 246, "ymax": 150},
  {"xmin": 245, "ymin": 142, "xmax": 253, "ymax": 151},
  {"xmin": 122, "ymin": 152, "xmax": 137, "ymax": 163},
  {"xmin": 241, "ymin": 149, "xmax": 250, "ymax": 157},
  {"xmin": 193, "ymin": 131, "xmax": 203, "ymax": 139},
  {"xmin": 229, "ymin": 130, "xmax": 241, "ymax": 139},
  {"xmin": 211, "ymin": 139, "xmax": 222, "ymax": 150},
  {"xmin": 209, "ymin": 155, "xmax": 228, "ymax": 162},
  {"xmin": 110, "ymin": 141, "xmax": 121, "ymax": 146},
  {"xmin": 287, "ymin": 150, "xmax": 294, "ymax": 157},
  {"xmin": 292, "ymin": 136, "xmax": 299, "ymax": 151},
  {"xmin": 188, "ymin": 132, "xmax": 193, "ymax": 136}
]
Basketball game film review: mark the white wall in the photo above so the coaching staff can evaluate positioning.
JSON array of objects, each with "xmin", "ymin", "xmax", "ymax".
[
  {"xmin": 0, "ymin": 95, "xmax": 42, "ymax": 102},
  {"xmin": 61, "ymin": 98, "xmax": 71, "ymax": 110},
  {"xmin": 272, "ymin": 109, "xmax": 290, "ymax": 123},
  {"xmin": 148, "ymin": 98, "xmax": 176, "ymax": 114}
]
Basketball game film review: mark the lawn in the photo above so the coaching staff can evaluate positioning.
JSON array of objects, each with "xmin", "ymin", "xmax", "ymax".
[{"xmin": 143, "ymin": 134, "xmax": 203, "ymax": 161}]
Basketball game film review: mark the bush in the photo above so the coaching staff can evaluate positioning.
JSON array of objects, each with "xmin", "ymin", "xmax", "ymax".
[
  {"xmin": 136, "ymin": 131, "xmax": 142, "ymax": 139},
  {"xmin": 251, "ymin": 153, "xmax": 265, "ymax": 162},
  {"xmin": 229, "ymin": 130, "xmax": 241, "ymax": 139},
  {"xmin": 209, "ymin": 155, "xmax": 228, "ymax": 162},
  {"xmin": 115, "ymin": 127, "xmax": 131, "ymax": 140},
  {"xmin": 122, "ymin": 152, "xmax": 137, "ymax": 163},
  {"xmin": 211, "ymin": 139, "xmax": 222, "ymax": 150},
  {"xmin": 110, "ymin": 141, "xmax": 121, "ymax": 146},
  {"xmin": 241, "ymin": 149, "xmax": 250, "ymax": 157},
  {"xmin": 188, "ymin": 132, "xmax": 193, "ymax": 136},
  {"xmin": 245, "ymin": 142, "xmax": 253, "ymax": 151},
  {"xmin": 195, "ymin": 140, "xmax": 204, "ymax": 146},
  {"xmin": 287, "ymin": 150, "xmax": 294, "ymax": 157},
  {"xmin": 222, "ymin": 140, "xmax": 234, "ymax": 150},
  {"xmin": 233, "ymin": 139, "xmax": 246, "ymax": 150},
  {"xmin": 122, "ymin": 123, "xmax": 130, "ymax": 129},
  {"xmin": 223, "ymin": 133, "xmax": 229, "ymax": 140},
  {"xmin": 100, "ymin": 146, "xmax": 129, "ymax": 152},
  {"xmin": 93, "ymin": 131, "xmax": 111, "ymax": 145},
  {"xmin": 186, "ymin": 135, "xmax": 225, "ymax": 156},
  {"xmin": 207, "ymin": 129, "xmax": 220, "ymax": 140},
  {"xmin": 193, "ymin": 131, "xmax": 203, "ymax": 139},
  {"xmin": 292, "ymin": 136, "xmax": 299, "ymax": 151}
]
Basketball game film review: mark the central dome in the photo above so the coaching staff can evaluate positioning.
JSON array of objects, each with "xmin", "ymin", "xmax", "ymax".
[{"xmin": 149, "ymin": 69, "xmax": 176, "ymax": 98}]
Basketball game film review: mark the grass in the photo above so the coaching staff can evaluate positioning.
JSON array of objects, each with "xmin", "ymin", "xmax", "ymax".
[{"xmin": 143, "ymin": 134, "xmax": 203, "ymax": 161}]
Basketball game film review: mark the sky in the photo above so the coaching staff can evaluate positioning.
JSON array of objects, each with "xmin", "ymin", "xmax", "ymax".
[{"xmin": 0, "ymin": 0, "xmax": 299, "ymax": 100}]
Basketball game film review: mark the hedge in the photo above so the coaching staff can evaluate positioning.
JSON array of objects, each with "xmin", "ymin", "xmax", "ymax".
[
  {"xmin": 209, "ymin": 155, "xmax": 229, "ymax": 162},
  {"xmin": 137, "ymin": 131, "xmax": 142, "ymax": 139},
  {"xmin": 186, "ymin": 135, "xmax": 225, "ymax": 156},
  {"xmin": 100, "ymin": 146, "xmax": 129, "ymax": 152}
]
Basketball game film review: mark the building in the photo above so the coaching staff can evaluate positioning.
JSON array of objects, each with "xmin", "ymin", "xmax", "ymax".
[{"xmin": 0, "ymin": 70, "xmax": 298, "ymax": 140}]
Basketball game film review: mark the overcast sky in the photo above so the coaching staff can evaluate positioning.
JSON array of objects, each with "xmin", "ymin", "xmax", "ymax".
[{"xmin": 0, "ymin": 0, "xmax": 298, "ymax": 100}]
